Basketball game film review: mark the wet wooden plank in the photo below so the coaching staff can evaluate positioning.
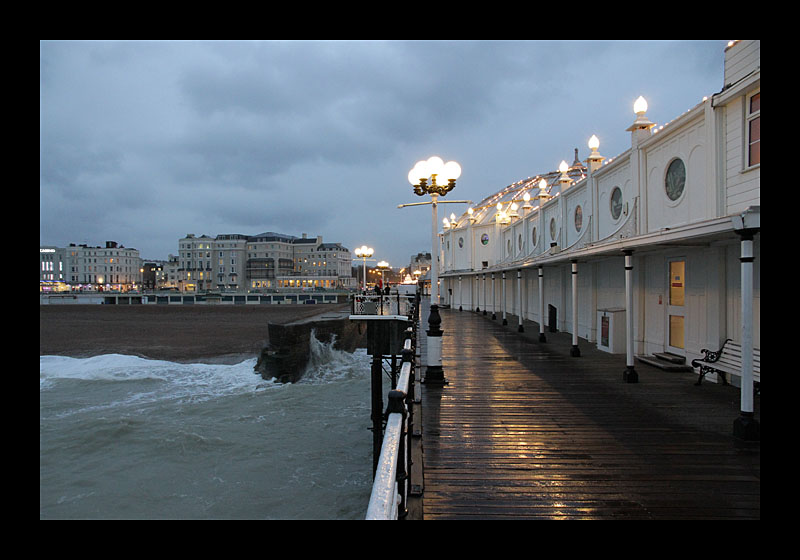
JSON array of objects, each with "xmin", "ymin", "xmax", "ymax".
[{"xmin": 416, "ymin": 305, "xmax": 760, "ymax": 520}]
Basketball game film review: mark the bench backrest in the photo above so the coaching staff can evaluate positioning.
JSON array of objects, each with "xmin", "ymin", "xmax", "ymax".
[{"xmin": 720, "ymin": 342, "xmax": 760, "ymax": 380}]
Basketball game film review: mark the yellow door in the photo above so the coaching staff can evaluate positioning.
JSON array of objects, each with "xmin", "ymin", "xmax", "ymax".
[{"xmin": 667, "ymin": 260, "xmax": 685, "ymax": 352}]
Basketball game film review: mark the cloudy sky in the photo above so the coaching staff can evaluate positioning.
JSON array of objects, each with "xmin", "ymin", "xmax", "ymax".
[{"xmin": 40, "ymin": 40, "xmax": 727, "ymax": 268}]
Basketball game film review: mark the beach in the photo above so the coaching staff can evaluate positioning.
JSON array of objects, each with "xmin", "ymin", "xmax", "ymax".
[{"xmin": 40, "ymin": 303, "xmax": 351, "ymax": 363}]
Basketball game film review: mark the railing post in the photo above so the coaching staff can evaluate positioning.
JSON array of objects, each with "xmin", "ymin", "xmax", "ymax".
[
  {"xmin": 371, "ymin": 353, "xmax": 384, "ymax": 475},
  {"xmin": 402, "ymin": 341, "xmax": 416, "ymax": 429},
  {"xmin": 385, "ymin": 388, "xmax": 408, "ymax": 519}
]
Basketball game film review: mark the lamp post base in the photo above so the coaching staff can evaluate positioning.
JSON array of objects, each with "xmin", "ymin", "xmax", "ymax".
[
  {"xmin": 623, "ymin": 366, "xmax": 638, "ymax": 383},
  {"xmin": 423, "ymin": 366, "xmax": 448, "ymax": 386}
]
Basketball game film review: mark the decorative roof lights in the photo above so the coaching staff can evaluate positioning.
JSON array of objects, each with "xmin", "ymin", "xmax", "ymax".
[
  {"xmin": 536, "ymin": 178, "xmax": 550, "ymax": 201},
  {"xmin": 558, "ymin": 160, "xmax": 572, "ymax": 191},
  {"xmin": 587, "ymin": 134, "xmax": 604, "ymax": 172},
  {"xmin": 495, "ymin": 202, "xmax": 510, "ymax": 225},
  {"xmin": 626, "ymin": 95, "xmax": 656, "ymax": 135},
  {"xmin": 522, "ymin": 191, "xmax": 532, "ymax": 211}
]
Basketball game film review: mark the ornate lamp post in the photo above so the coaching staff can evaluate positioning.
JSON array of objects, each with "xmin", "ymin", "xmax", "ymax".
[
  {"xmin": 354, "ymin": 245, "xmax": 374, "ymax": 291},
  {"xmin": 399, "ymin": 156, "xmax": 468, "ymax": 387}
]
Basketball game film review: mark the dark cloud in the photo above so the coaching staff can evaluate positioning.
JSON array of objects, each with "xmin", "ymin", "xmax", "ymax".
[{"xmin": 40, "ymin": 40, "xmax": 728, "ymax": 265}]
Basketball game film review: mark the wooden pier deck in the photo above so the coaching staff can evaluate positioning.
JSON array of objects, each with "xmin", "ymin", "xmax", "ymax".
[{"xmin": 409, "ymin": 303, "xmax": 760, "ymax": 520}]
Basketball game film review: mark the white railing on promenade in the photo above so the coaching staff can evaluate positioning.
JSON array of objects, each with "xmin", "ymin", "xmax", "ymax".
[{"xmin": 365, "ymin": 335, "xmax": 414, "ymax": 520}]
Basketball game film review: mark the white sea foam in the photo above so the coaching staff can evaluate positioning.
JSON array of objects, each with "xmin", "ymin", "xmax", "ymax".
[
  {"xmin": 39, "ymin": 354, "xmax": 274, "ymax": 408},
  {"xmin": 299, "ymin": 331, "xmax": 370, "ymax": 385}
]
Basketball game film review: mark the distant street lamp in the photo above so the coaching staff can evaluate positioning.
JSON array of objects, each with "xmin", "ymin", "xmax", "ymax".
[
  {"xmin": 376, "ymin": 260, "xmax": 390, "ymax": 290},
  {"xmin": 354, "ymin": 245, "xmax": 374, "ymax": 291}
]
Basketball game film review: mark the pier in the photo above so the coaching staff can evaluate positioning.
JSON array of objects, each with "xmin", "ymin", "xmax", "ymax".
[{"xmin": 398, "ymin": 301, "xmax": 759, "ymax": 520}]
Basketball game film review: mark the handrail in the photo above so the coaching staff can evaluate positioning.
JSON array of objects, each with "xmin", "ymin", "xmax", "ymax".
[
  {"xmin": 365, "ymin": 414, "xmax": 403, "ymax": 520},
  {"xmin": 365, "ymin": 334, "xmax": 415, "ymax": 520}
]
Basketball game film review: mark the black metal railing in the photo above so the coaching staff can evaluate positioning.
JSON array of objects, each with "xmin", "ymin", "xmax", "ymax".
[{"xmin": 351, "ymin": 291, "xmax": 416, "ymax": 317}]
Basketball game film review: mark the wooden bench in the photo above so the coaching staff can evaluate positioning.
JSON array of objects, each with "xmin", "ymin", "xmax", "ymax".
[{"xmin": 691, "ymin": 339, "xmax": 760, "ymax": 396}]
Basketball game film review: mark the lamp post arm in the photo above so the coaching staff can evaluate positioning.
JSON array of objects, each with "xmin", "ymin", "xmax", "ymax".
[
  {"xmin": 398, "ymin": 200, "xmax": 472, "ymax": 208},
  {"xmin": 397, "ymin": 201, "xmax": 433, "ymax": 208}
]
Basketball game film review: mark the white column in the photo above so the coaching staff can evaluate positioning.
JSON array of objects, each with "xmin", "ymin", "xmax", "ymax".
[
  {"xmin": 623, "ymin": 250, "xmax": 637, "ymax": 382},
  {"xmin": 491, "ymin": 272, "xmax": 496, "ymax": 320},
  {"xmin": 458, "ymin": 275, "xmax": 463, "ymax": 311},
  {"xmin": 501, "ymin": 271, "xmax": 507, "ymax": 325},
  {"xmin": 570, "ymin": 260, "xmax": 580, "ymax": 357},
  {"xmin": 482, "ymin": 273, "xmax": 487, "ymax": 315},
  {"xmin": 733, "ymin": 231, "xmax": 759, "ymax": 440},
  {"xmin": 538, "ymin": 265, "xmax": 546, "ymax": 342},
  {"xmin": 517, "ymin": 269, "xmax": 524, "ymax": 332}
]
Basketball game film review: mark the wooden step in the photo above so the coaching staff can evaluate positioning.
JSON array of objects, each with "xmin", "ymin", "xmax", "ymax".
[
  {"xmin": 636, "ymin": 354, "xmax": 693, "ymax": 372},
  {"xmin": 653, "ymin": 352, "xmax": 687, "ymax": 364}
]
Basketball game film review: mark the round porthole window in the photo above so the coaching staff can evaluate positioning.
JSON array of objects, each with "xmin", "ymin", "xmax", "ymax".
[
  {"xmin": 518, "ymin": 234, "xmax": 523, "ymax": 251},
  {"xmin": 532, "ymin": 226, "xmax": 537, "ymax": 247},
  {"xmin": 610, "ymin": 187, "xmax": 622, "ymax": 220},
  {"xmin": 665, "ymin": 158, "xmax": 686, "ymax": 201},
  {"xmin": 507, "ymin": 239, "xmax": 512, "ymax": 255},
  {"xmin": 481, "ymin": 233, "xmax": 489, "ymax": 246},
  {"xmin": 574, "ymin": 205, "xmax": 583, "ymax": 232},
  {"xmin": 550, "ymin": 217, "xmax": 557, "ymax": 240},
  {"xmin": 458, "ymin": 237, "xmax": 464, "ymax": 248}
]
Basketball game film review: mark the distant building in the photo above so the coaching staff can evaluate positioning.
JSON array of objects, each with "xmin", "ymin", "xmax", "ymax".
[
  {"xmin": 39, "ymin": 246, "xmax": 69, "ymax": 291},
  {"xmin": 408, "ymin": 252, "xmax": 431, "ymax": 277},
  {"xmin": 40, "ymin": 240, "xmax": 142, "ymax": 292},
  {"xmin": 177, "ymin": 231, "xmax": 354, "ymax": 292}
]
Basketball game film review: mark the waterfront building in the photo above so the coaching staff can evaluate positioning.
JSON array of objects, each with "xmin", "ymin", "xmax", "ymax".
[
  {"xmin": 178, "ymin": 231, "xmax": 355, "ymax": 292},
  {"xmin": 39, "ymin": 246, "xmax": 69, "ymax": 291},
  {"xmin": 438, "ymin": 40, "xmax": 760, "ymax": 391},
  {"xmin": 407, "ymin": 252, "xmax": 432, "ymax": 277},
  {"xmin": 40, "ymin": 240, "xmax": 143, "ymax": 292}
]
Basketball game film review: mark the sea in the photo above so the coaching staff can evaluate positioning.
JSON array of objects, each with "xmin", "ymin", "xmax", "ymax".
[{"xmin": 40, "ymin": 335, "xmax": 379, "ymax": 520}]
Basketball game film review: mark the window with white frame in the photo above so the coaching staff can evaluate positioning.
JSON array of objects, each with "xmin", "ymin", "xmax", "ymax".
[{"xmin": 747, "ymin": 91, "xmax": 760, "ymax": 167}]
